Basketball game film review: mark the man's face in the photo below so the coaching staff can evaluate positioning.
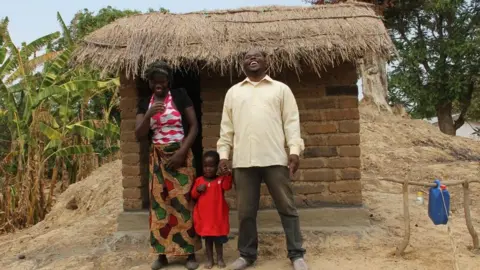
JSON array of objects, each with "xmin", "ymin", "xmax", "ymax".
[{"xmin": 243, "ymin": 49, "xmax": 266, "ymax": 74}]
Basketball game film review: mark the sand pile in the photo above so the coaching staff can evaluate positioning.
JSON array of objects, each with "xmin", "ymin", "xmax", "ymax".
[
  {"xmin": 0, "ymin": 104, "xmax": 479, "ymax": 269},
  {"xmin": 361, "ymin": 103, "xmax": 480, "ymax": 180},
  {"xmin": 360, "ymin": 103, "xmax": 480, "ymax": 214},
  {"xmin": 0, "ymin": 161, "xmax": 123, "ymax": 269}
]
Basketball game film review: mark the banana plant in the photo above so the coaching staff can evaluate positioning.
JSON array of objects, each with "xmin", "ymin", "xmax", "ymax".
[
  {"xmin": 0, "ymin": 21, "xmax": 70, "ymax": 229},
  {"xmin": 0, "ymin": 14, "xmax": 120, "ymax": 229},
  {"xmin": 33, "ymin": 53, "xmax": 119, "ymax": 206},
  {"xmin": 38, "ymin": 90, "xmax": 119, "ymax": 207}
]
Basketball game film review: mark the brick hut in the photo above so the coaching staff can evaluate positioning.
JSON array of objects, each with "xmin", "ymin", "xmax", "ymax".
[{"xmin": 73, "ymin": 2, "xmax": 394, "ymax": 229}]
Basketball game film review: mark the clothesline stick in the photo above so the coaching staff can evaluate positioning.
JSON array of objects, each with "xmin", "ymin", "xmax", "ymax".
[
  {"xmin": 462, "ymin": 180, "xmax": 479, "ymax": 251},
  {"xmin": 377, "ymin": 177, "xmax": 480, "ymax": 187},
  {"xmin": 370, "ymin": 177, "xmax": 480, "ymax": 256},
  {"xmin": 396, "ymin": 178, "xmax": 410, "ymax": 256}
]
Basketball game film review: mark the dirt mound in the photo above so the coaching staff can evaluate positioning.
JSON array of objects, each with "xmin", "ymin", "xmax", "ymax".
[
  {"xmin": 0, "ymin": 161, "xmax": 122, "ymax": 269},
  {"xmin": 1, "ymin": 104, "xmax": 479, "ymax": 270},
  {"xmin": 360, "ymin": 103, "xmax": 480, "ymax": 213},
  {"xmin": 361, "ymin": 103, "xmax": 480, "ymax": 180},
  {"xmin": 44, "ymin": 159, "xmax": 123, "ymax": 228}
]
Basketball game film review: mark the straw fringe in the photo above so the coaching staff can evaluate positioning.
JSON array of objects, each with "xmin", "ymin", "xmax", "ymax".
[{"xmin": 72, "ymin": 2, "xmax": 395, "ymax": 78}]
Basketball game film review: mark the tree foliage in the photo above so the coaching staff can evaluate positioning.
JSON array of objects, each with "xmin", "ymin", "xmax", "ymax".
[
  {"xmin": 70, "ymin": 7, "xmax": 141, "ymax": 43},
  {"xmin": 52, "ymin": 6, "xmax": 169, "ymax": 50},
  {"xmin": 385, "ymin": 0, "xmax": 480, "ymax": 135}
]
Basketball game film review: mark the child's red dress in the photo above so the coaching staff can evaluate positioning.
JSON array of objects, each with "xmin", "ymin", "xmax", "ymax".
[{"xmin": 191, "ymin": 175, "xmax": 233, "ymax": 238}]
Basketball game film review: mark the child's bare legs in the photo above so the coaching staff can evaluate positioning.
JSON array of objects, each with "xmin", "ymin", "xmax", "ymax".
[
  {"xmin": 205, "ymin": 239, "xmax": 214, "ymax": 269},
  {"xmin": 215, "ymin": 242, "xmax": 226, "ymax": 268}
]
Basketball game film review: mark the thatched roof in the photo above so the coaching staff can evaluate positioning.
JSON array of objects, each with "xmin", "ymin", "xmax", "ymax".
[{"xmin": 73, "ymin": 2, "xmax": 395, "ymax": 78}]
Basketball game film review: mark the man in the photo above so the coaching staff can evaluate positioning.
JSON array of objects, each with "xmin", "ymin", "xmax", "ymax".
[{"xmin": 217, "ymin": 48, "xmax": 308, "ymax": 270}]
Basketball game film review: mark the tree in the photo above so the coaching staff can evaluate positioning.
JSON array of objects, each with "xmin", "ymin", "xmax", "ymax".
[
  {"xmin": 385, "ymin": 0, "xmax": 480, "ymax": 135},
  {"xmin": 52, "ymin": 6, "xmax": 169, "ymax": 50},
  {"xmin": 69, "ymin": 6, "xmax": 141, "ymax": 44}
]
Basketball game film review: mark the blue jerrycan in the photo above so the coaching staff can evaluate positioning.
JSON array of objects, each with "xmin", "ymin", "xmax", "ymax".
[{"xmin": 428, "ymin": 179, "xmax": 450, "ymax": 225}]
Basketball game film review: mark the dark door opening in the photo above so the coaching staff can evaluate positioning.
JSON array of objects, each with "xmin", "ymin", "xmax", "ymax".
[{"xmin": 172, "ymin": 70, "xmax": 203, "ymax": 177}]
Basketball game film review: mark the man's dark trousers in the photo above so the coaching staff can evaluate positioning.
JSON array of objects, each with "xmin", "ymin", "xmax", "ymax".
[{"xmin": 233, "ymin": 165, "xmax": 305, "ymax": 263}]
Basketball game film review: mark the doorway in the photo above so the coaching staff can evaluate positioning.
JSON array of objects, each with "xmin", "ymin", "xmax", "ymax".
[{"xmin": 171, "ymin": 70, "xmax": 203, "ymax": 177}]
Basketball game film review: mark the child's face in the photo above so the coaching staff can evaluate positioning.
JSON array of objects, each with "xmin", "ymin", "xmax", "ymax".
[{"xmin": 203, "ymin": 157, "xmax": 218, "ymax": 178}]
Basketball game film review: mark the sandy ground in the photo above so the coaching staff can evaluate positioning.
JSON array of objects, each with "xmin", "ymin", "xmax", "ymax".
[{"xmin": 1, "ymin": 104, "xmax": 480, "ymax": 270}]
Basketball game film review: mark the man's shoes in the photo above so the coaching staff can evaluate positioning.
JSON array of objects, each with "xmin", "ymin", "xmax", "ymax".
[
  {"xmin": 292, "ymin": 258, "xmax": 308, "ymax": 270},
  {"xmin": 229, "ymin": 257, "xmax": 252, "ymax": 270}
]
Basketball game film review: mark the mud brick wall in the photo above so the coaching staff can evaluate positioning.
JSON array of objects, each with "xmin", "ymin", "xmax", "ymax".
[
  {"xmin": 201, "ymin": 62, "xmax": 362, "ymax": 209},
  {"xmin": 119, "ymin": 74, "xmax": 149, "ymax": 211}
]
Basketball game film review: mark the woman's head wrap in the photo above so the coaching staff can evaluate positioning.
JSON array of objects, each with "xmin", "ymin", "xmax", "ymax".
[{"xmin": 144, "ymin": 60, "xmax": 173, "ymax": 85}]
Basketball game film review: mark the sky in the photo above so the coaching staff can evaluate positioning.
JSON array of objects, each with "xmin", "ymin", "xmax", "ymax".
[
  {"xmin": 1, "ymin": 0, "xmax": 363, "ymax": 98},
  {"xmin": 2, "ymin": 0, "xmax": 308, "ymax": 45}
]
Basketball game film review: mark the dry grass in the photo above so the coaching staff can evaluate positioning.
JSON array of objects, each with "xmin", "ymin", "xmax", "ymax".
[{"xmin": 73, "ymin": 2, "xmax": 395, "ymax": 78}]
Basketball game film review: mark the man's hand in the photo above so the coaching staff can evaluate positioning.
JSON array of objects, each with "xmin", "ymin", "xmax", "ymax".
[
  {"xmin": 197, "ymin": 184, "xmax": 207, "ymax": 193},
  {"xmin": 219, "ymin": 159, "xmax": 230, "ymax": 175},
  {"xmin": 145, "ymin": 101, "xmax": 165, "ymax": 118},
  {"xmin": 288, "ymin": 154, "xmax": 300, "ymax": 179}
]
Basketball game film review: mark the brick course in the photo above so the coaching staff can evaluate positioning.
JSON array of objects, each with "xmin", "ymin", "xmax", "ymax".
[
  {"xmin": 328, "ymin": 180, "xmax": 362, "ymax": 193},
  {"xmin": 123, "ymin": 176, "xmax": 143, "ymax": 188},
  {"xmin": 123, "ymin": 187, "xmax": 142, "ymax": 199},
  {"xmin": 122, "ymin": 153, "xmax": 140, "ymax": 165},
  {"xmin": 120, "ymin": 142, "xmax": 141, "ymax": 154},
  {"xmin": 339, "ymin": 120, "xmax": 360, "ymax": 133},
  {"xmin": 123, "ymin": 199, "xmax": 143, "ymax": 210},
  {"xmin": 303, "ymin": 146, "xmax": 337, "ymax": 158},
  {"xmin": 338, "ymin": 146, "xmax": 361, "ymax": 157},
  {"xmin": 303, "ymin": 122, "xmax": 337, "ymax": 134},
  {"xmin": 340, "ymin": 168, "xmax": 362, "ymax": 180}
]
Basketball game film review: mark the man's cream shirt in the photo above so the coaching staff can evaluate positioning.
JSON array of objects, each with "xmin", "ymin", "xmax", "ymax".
[{"xmin": 217, "ymin": 75, "xmax": 305, "ymax": 168}]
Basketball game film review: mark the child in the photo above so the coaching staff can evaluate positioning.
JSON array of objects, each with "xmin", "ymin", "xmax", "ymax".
[{"xmin": 191, "ymin": 151, "xmax": 232, "ymax": 269}]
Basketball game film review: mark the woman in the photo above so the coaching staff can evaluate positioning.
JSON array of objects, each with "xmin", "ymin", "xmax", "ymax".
[{"xmin": 135, "ymin": 61, "xmax": 201, "ymax": 270}]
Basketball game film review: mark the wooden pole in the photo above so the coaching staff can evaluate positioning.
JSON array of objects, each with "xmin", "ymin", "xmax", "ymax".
[
  {"xmin": 396, "ymin": 178, "xmax": 410, "ymax": 256},
  {"xmin": 463, "ymin": 180, "xmax": 479, "ymax": 251},
  {"xmin": 378, "ymin": 177, "xmax": 480, "ymax": 187}
]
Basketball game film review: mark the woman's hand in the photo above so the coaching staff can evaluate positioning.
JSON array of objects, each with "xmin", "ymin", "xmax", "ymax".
[
  {"xmin": 146, "ymin": 101, "xmax": 165, "ymax": 118},
  {"xmin": 166, "ymin": 151, "xmax": 186, "ymax": 171}
]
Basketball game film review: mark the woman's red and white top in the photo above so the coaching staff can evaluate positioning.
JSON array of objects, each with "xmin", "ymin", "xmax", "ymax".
[{"xmin": 149, "ymin": 93, "xmax": 184, "ymax": 144}]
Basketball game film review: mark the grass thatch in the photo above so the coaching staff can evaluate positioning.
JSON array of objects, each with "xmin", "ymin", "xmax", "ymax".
[{"xmin": 72, "ymin": 2, "xmax": 395, "ymax": 78}]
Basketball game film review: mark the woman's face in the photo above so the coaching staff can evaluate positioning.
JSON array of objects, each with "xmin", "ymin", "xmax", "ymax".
[{"xmin": 149, "ymin": 73, "xmax": 169, "ymax": 97}]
